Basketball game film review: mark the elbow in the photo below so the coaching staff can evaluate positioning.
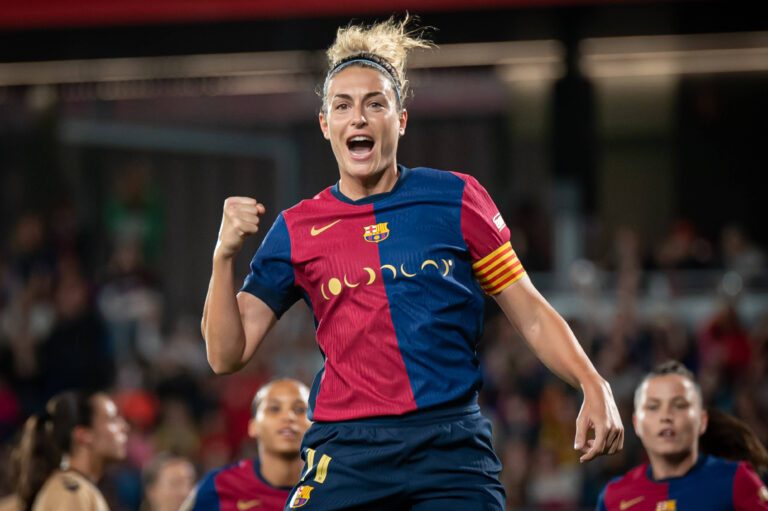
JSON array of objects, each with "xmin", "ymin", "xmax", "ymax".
[
  {"xmin": 207, "ymin": 354, "xmax": 240, "ymax": 375},
  {"xmin": 204, "ymin": 337, "xmax": 243, "ymax": 375}
]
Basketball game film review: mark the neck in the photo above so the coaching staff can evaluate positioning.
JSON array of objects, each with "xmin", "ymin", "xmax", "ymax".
[
  {"xmin": 66, "ymin": 449, "xmax": 103, "ymax": 483},
  {"xmin": 648, "ymin": 447, "xmax": 699, "ymax": 480},
  {"xmin": 258, "ymin": 449, "xmax": 305, "ymax": 488},
  {"xmin": 338, "ymin": 162, "xmax": 399, "ymax": 200}
]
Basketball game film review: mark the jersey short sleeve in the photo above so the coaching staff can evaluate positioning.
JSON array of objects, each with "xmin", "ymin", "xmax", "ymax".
[
  {"xmin": 733, "ymin": 462, "xmax": 768, "ymax": 510},
  {"xmin": 181, "ymin": 468, "xmax": 220, "ymax": 511},
  {"xmin": 240, "ymin": 213, "xmax": 301, "ymax": 318},
  {"xmin": 455, "ymin": 172, "xmax": 525, "ymax": 295},
  {"xmin": 595, "ymin": 486, "xmax": 609, "ymax": 511}
]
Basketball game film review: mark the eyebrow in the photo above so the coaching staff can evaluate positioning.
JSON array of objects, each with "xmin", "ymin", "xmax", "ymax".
[{"xmin": 332, "ymin": 91, "xmax": 387, "ymax": 102}]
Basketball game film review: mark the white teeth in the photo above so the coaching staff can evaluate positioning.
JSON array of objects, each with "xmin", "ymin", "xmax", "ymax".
[{"xmin": 349, "ymin": 136, "xmax": 373, "ymax": 142}]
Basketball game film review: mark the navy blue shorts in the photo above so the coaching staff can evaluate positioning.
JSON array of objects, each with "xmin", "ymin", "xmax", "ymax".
[{"xmin": 284, "ymin": 398, "xmax": 505, "ymax": 510}]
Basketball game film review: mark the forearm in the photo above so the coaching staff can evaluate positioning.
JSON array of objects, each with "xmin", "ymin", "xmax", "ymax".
[
  {"xmin": 521, "ymin": 300, "xmax": 604, "ymax": 390},
  {"xmin": 494, "ymin": 278, "xmax": 604, "ymax": 389},
  {"xmin": 201, "ymin": 250, "xmax": 247, "ymax": 374}
]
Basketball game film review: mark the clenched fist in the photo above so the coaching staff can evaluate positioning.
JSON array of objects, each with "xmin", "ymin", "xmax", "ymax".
[{"xmin": 215, "ymin": 197, "xmax": 266, "ymax": 259}]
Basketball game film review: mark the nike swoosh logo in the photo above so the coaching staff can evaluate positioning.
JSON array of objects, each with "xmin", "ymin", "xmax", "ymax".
[
  {"xmin": 237, "ymin": 499, "xmax": 261, "ymax": 510},
  {"xmin": 620, "ymin": 496, "xmax": 644, "ymax": 510},
  {"xmin": 311, "ymin": 219, "xmax": 341, "ymax": 236}
]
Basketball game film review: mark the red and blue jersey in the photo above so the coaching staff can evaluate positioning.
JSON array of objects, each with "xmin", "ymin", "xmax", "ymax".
[
  {"xmin": 597, "ymin": 455, "xmax": 768, "ymax": 511},
  {"xmin": 184, "ymin": 458, "xmax": 291, "ymax": 511},
  {"xmin": 242, "ymin": 166, "xmax": 525, "ymax": 421}
]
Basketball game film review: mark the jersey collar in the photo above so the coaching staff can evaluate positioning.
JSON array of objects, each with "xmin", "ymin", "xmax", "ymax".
[{"xmin": 330, "ymin": 165, "xmax": 410, "ymax": 205}]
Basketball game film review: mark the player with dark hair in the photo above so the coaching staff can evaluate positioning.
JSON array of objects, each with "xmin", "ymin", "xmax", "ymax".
[
  {"xmin": 202, "ymin": 16, "xmax": 623, "ymax": 510},
  {"xmin": 182, "ymin": 378, "xmax": 311, "ymax": 511},
  {"xmin": 140, "ymin": 453, "xmax": 196, "ymax": 511},
  {"xmin": 597, "ymin": 361, "xmax": 768, "ymax": 510},
  {"xmin": 14, "ymin": 390, "xmax": 128, "ymax": 511}
]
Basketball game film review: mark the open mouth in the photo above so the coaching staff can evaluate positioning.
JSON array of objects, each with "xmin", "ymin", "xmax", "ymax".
[
  {"xmin": 347, "ymin": 135, "xmax": 374, "ymax": 158},
  {"xmin": 658, "ymin": 428, "xmax": 675, "ymax": 438}
]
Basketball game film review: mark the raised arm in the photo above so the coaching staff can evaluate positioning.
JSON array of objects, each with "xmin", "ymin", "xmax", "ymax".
[
  {"xmin": 493, "ymin": 275, "xmax": 624, "ymax": 462},
  {"xmin": 201, "ymin": 197, "xmax": 276, "ymax": 374}
]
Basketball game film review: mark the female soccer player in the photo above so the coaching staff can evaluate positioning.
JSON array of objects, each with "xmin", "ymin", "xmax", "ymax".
[
  {"xmin": 182, "ymin": 379, "xmax": 311, "ymax": 511},
  {"xmin": 202, "ymin": 16, "xmax": 623, "ymax": 510},
  {"xmin": 15, "ymin": 390, "xmax": 128, "ymax": 511},
  {"xmin": 597, "ymin": 361, "xmax": 768, "ymax": 510}
]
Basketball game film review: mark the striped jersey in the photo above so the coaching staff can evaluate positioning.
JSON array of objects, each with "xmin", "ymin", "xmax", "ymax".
[
  {"xmin": 597, "ymin": 455, "xmax": 768, "ymax": 511},
  {"xmin": 183, "ymin": 458, "xmax": 291, "ymax": 511},
  {"xmin": 242, "ymin": 166, "xmax": 525, "ymax": 421}
]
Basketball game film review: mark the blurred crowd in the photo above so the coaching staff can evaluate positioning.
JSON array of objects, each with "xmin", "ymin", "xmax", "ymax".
[{"xmin": 0, "ymin": 167, "xmax": 767, "ymax": 510}]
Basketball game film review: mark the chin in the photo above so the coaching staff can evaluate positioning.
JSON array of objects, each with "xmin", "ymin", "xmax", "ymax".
[{"xmin": 652, "ymin": 444, "xmax": 691, "ymax": 458}]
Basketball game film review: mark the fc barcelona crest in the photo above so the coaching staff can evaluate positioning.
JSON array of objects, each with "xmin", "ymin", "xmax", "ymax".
[
  {"xmin": 289, "ymin": 485, "xmax": 314, "ymax": 508},
  {"xmin": 363, "ymin": 223, "xmax": 390, "ymax": 243},
  {"xmin": 655, "ymin": 501, "xmax": 676, "ymax": 511}
]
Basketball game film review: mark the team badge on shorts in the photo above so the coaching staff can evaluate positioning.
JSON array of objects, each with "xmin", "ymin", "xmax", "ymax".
[
  {"xmin": 289, "ymin": 485, "xmax": 314, "ymax": 508},
  {"xmin": 363, "ymin": 223, "xmax": 390, "ymax": 243}
]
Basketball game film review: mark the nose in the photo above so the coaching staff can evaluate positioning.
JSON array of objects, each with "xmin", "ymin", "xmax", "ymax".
[{"xmin": 352, "ymin": 104, "xmax": 367, "ymax": 127}]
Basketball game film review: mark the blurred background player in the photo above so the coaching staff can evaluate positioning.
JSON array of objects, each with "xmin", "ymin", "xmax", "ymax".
[
  {"xmin": 13, "ymin": 390, "xmax": 128, "ymax": 511},
  {"xmin": 597, "ymin": 361, "xmax": 768, "ymax": 511},
  {"xmin": 202, "ymin": 15, "xmax": 622, "ymax": 510},
  {"xmin": 140, "ymin": 453, "xmax": 196, "ymax": 511},
  {"xmin": 181, "ymin": 378, "xmax": 311, "ymax": 511}
]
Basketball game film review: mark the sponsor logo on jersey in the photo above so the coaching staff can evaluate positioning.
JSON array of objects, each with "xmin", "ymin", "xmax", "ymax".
[
  {"xmin": 289, "ymin": 485, "xmax": 314, "ymax": 508},
  {"xmin": 311, "ymin": 219, "xmax": 341, "ymax": 236},
  {"xmin": 237, "ymin": 499, "xmax": 262, "ymax": 510},
  {"xmin": 318, "ymin": 259, "xmax": 455, "ymax": 300},
  {"xmin": 492, "ymin": 212, "xmax": 506, "ymax": 232},
  {"xmin": 619, "ymin": 496, "xmax": 644, "ymax": 510},
  {"xmin": 363, "ymin": 223, "xmax": 390, "ymax": 243},
  {"xmin": 655, "ymin": 500, "xmax": 676, "ymax": 510}
]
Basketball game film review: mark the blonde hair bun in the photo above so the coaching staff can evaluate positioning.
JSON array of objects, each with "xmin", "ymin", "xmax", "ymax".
[{"xmin": 323, "ymin": 15, "xmax": 433, "ymax": 110}]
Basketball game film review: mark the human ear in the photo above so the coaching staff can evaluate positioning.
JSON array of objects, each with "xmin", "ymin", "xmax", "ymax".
[
  {"xmin": 319, "ymin": 112, "xmax": 330, "ymax": 140},
  {"xmin": 699, "ymin": 410, "xmax": 709, "ymax": 436},
  {"xmin": 398, "ymin": 109, "xmax": 408, "ymax": 136},
  {"xmin": 247, "ymin": 418, "xmax": 260, "ymax": 440},
  {"xmin": 73, "ymin": 425, "xmax": 93, "ymax": 447}
]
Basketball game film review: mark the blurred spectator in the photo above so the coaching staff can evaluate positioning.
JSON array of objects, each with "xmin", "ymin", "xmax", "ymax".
[
  {"xmin": 141, "ymin": 454, "xmax": 196, "ymax": 511},
  {"xmin": 97, "ymin": 238, "xmax": 163, "ymax": 369},
  {"xmin": 654, "ymin": 219, "xmax": 714, "ymax": 270},
  {"xmin": 697, "ymin": 301, "xmax": 752, "ymax": 383},
  {"xmin": 104, "ymin": 159, "xmax": 164, "ymax": 266},
  {"xmin": 153, "ymin": 399, "xmax": 200, "ymax": 460},
  {"xmin": 720, "ymin": 224, "xmax": 766, "ymax": 282},
  {"xmin": 39, "ymin": 256, "xmax": 114, "ymax": 398},
  {"xmin": 527, "ymin": 443, "xmax": 583, "ymax": 509}
]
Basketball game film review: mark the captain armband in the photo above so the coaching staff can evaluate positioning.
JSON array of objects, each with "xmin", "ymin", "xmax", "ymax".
[{"xmin": 472, "ymin": 242, "xmax": 526, "ymax": 295}]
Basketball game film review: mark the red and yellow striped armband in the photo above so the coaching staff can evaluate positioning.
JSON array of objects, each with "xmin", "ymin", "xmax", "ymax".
[{"xmin": 472, "ymin": 242, "xmax": 526, "ymax": 295}]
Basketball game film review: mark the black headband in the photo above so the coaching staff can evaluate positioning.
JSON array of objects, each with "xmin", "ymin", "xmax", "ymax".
[{"xmin": 324, "ymin": 52, "xmax": 402, "ymax": 105}]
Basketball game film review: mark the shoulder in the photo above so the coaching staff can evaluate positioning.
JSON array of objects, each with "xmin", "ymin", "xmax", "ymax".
[
  {"xmin": 33, "ymin": 471, "xmax": 106, "ymax": 511},
  {"xmin": 700, "ymin": 454, "xmax": 742, "ymax": 478},
  {"xmin": 197, "ymin": 459, "xmax": 257, "ymax": 490},
  {"xmin": 606, "ymin": 464, "xmax": 650, "ymax": 491},
  {"xmin": 0, "ymin": 495, "xmax": 21, "ymax": 511},
  {"xmin": 599, "ymin": 464, "xmax": 654, "ymax": 510},
  {"xmin": 184, "ymin": 462, "xmax": 240, "ymax": 510},
  {"xmin": 732, "ymin": 459, "xmax": 768, "ymax": 503},
  {"xmin": 284, "ymin": 186, "xmax": 337, "ymax": 216},
  {"xmin": 406, "ymin": 166, "xmax": 469, "ymax": 187}
]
